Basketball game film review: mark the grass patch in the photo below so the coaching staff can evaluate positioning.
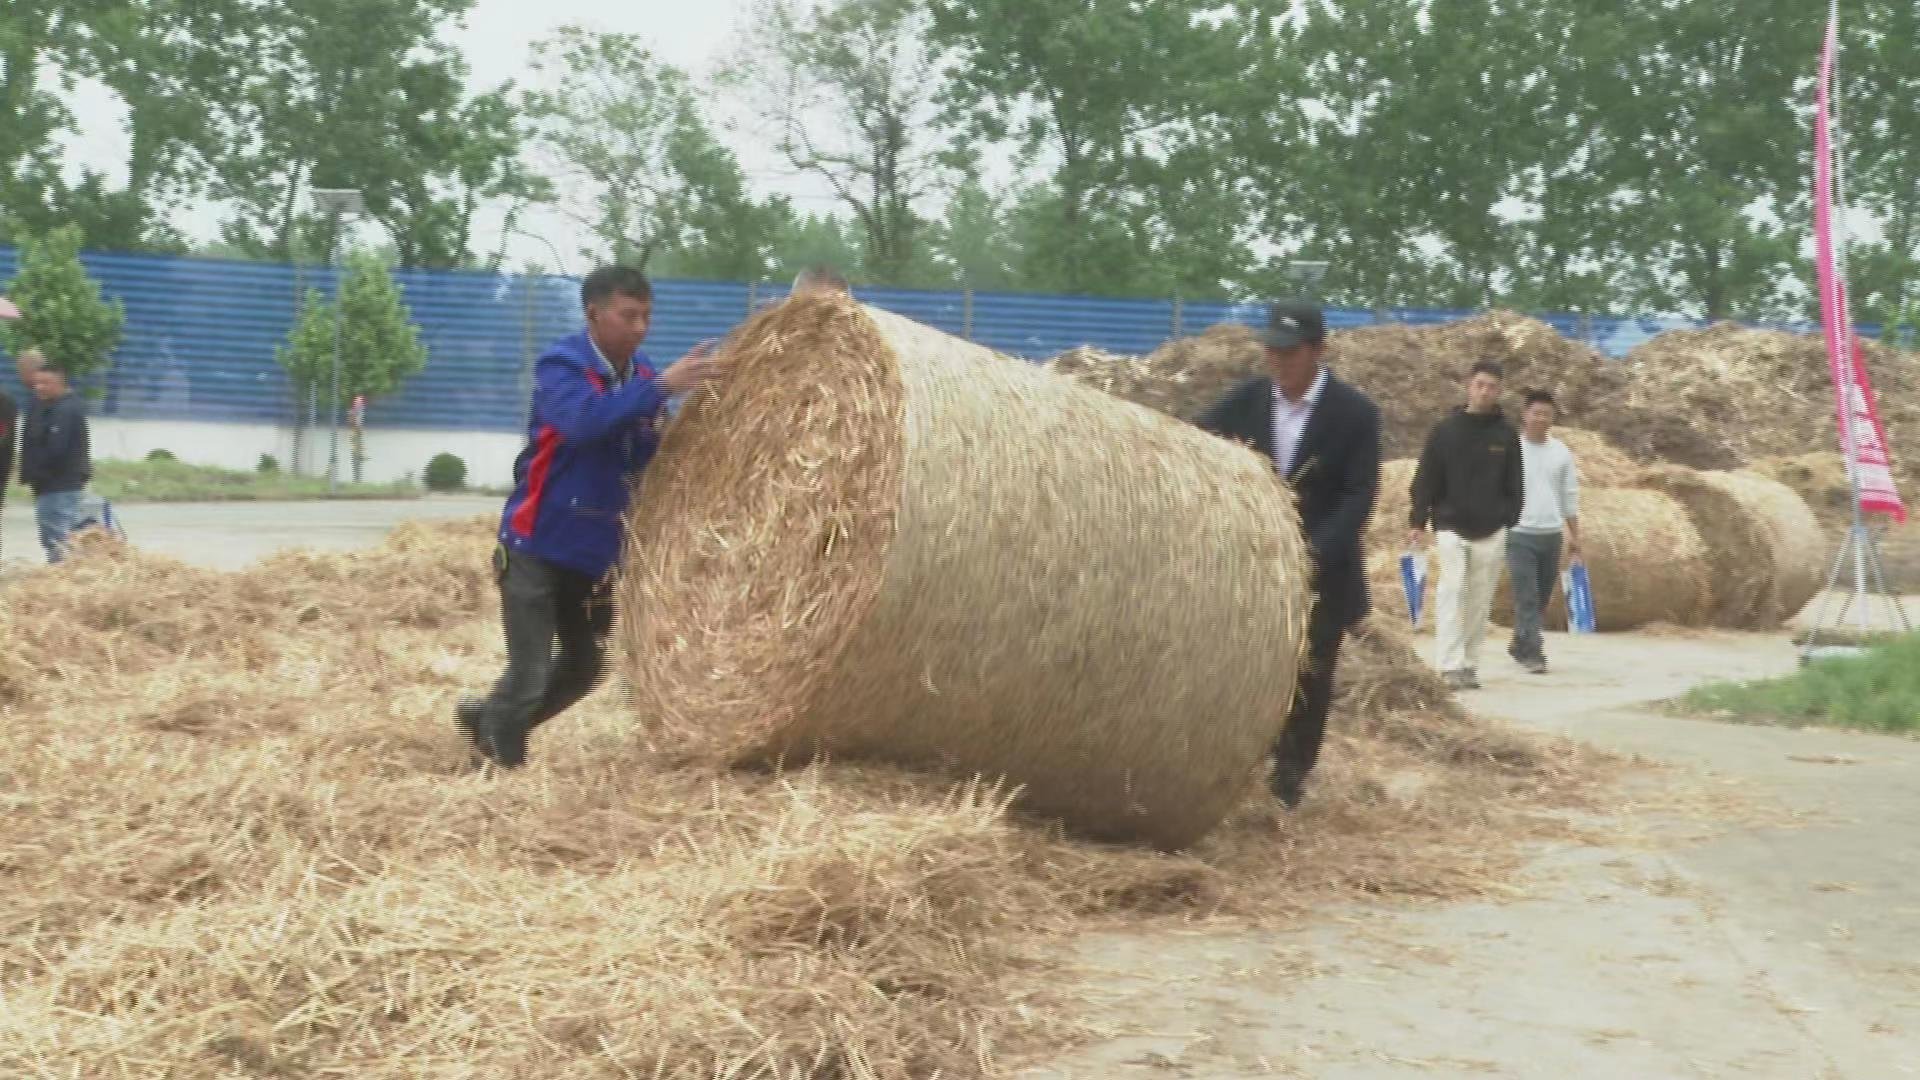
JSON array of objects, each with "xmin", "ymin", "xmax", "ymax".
[
  {"xmin": 1678, "ymin": 632, "xmax": 1920, "ymax": 735},
  {"xmin": 7, "ymin": 459, "xmax": 420, "ymax": 503}
]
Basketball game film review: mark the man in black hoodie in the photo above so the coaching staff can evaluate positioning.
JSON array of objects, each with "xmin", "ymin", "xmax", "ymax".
[
  {"xmin": 19, "ymin": 366, "xmax": 92, "ymax": 563},
  {"xmin": 1406, "ymin": 360, "xmax": 1523, "ymax": 690}
]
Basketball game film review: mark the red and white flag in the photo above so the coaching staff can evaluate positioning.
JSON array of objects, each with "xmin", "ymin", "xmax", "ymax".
[{"xmin": 1814, "ymin": 16, "xmax": 1906, "ymax": 522}]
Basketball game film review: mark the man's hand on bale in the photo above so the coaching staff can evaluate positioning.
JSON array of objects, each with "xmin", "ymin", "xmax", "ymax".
[{"xmin": 660, "ymin": 341, "xmax": 726, "ymax": 393}]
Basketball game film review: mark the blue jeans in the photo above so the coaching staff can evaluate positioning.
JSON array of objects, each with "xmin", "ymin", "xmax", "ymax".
[
  {"xmin": 36, "ymin": 490, "xmax": 86, "ymax": 563},
  {"xmin": 1506, "ymin": 530, "xmax": 1563, "ymax": 662}
]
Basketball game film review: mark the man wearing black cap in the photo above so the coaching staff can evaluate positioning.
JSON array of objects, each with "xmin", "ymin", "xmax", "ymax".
[{"xmin": 1197, "ymin": 301, "xmax": 1382, "ymax": 808}]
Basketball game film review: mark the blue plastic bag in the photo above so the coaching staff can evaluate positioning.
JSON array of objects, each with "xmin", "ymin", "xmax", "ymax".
[
  {"xmin": 1563, "ymin": 562, "xmax": 1596, "ymax": 634},
  {"xmin": 1399, "ymin": 551, "xmax": 1428, "ymax": 628}
]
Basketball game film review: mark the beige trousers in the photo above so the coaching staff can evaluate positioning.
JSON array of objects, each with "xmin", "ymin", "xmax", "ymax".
[{"xmin": 1434, "ymin": 528, "xmax": 1506, "ymax": 673}]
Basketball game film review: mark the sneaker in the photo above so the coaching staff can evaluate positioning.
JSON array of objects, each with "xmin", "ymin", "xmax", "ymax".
[
  {"xmin": 1443, "ymin": 669, "xmax": 1472, "ymax": 690},
  {"xmin": 479, "ymin": 715, "xmax": 528, "ymax": 769},
  {"xmin": 1524, "ymin": 657, "xmax": 1549, "ymax": 675},
  {"xmin": 1463, "ymin": 669, "xmax": 1483, "ymax": 690}
]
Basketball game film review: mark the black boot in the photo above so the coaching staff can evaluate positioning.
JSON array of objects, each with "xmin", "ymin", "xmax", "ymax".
[
  {"xmin": 454, "ymin": 698, "xmax": 483, "ymax": 748},
  {"xmin": 1269, "ymin": 762, "xmax": 1309, "ymax": 810}
]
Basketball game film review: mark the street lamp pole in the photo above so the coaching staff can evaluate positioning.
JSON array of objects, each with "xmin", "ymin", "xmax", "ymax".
[{"xmin": 311, "ymin": 188, "xmax": 364, "ymax": 495}]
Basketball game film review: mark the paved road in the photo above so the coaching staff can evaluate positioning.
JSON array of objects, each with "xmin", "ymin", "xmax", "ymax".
[
  {"xmin": 0, "ymin": 495, "xmax": 499, "ymax": 571},
  {"xmin": 1028, "ymin": 630, "xmax": 1920, "ymax": 1079}
]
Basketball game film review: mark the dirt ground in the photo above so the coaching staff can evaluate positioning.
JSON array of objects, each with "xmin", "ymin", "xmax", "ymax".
[
  {"xmin": 8, "ymin": 499, "xmax": 1919, "ymax": 1077},
  {"xmin": 1024, "ymin": 617, "xmax": 1920, "ymax": 1079}
]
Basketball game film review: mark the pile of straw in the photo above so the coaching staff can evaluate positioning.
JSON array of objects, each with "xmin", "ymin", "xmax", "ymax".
[
  {"xmin": 1620, "ymin": 323, "xmax": 1920, "ymax": 487},
  {"xmin": 0, "ymin": 513, "xmax": 1621, "ymax": 1077},
  {"xmin": 1040, "ymin": 311, "xmax": 1736, "ymax": 479},
  {"xmin": 1637, "ymin": 466, "xmax": 1828, "ymax": 626},
  {"xmin": 1042, "ymin": 323, "xmax": 1265, "ymax": 421},
  {"xmin": 624, "ymin": 296, "xmax": 1314, "ymax": 850}
]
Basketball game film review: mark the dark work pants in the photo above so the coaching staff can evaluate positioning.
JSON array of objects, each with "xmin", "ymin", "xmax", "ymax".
[
  {"xmin": 1275, "ymin": 600, "xmax": 1346, "ymax": 778},
  {"xmin": 1505, "ymin": 530, "xmax": 1563, "ymax": 663},
  {"xmin": 478, "ymin": 547, "xmax": 616, "ymax": 756}
]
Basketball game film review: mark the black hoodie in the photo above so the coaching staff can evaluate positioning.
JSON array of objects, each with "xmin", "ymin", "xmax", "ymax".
[{"xmin": 1407, "ymin": 407, "xmax": 1523, "ymax": 540}]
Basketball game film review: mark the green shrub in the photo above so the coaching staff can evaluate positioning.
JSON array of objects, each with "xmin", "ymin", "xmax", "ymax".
[
  {"xmin": 424, "ymin": 452, "xmax": 468, "ymax": 492},
  {"xmin": 145, "ymin": 448, "xmax": 176, "ymax": 462},
  {"xmin": 257, "ymin": 453, "xmax": 281, "ymax": 474}
]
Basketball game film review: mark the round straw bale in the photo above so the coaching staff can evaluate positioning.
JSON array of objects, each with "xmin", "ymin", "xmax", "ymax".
[
  {"xmin": 1752, "ymin": 451, "xmax": 1852, "ymax": 526},
  {"xmin": 1493, "ymin": 487, "xmax": 1711, "ymax": 632},
  {"xmin": 1637, "ymin": 466, "xmax": 1827, "ymax": 627},
  {"xmin": 620, "ymin": 294, "xmax": 1315, "ymax": 850},
  {"xmin": 1552, "ymin": 427, "xmax": 1639, "ymax": 486}
]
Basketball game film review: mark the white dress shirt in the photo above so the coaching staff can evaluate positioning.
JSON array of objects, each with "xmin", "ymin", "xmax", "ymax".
[{"xmin": 1271, "ymin": 366, "xmax": 1328, "ymax": 474}]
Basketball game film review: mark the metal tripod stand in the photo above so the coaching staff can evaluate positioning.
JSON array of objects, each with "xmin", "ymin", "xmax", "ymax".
[{"xmin": 1798, "ymin": 511, "xmax": 1910, "ymax": 661}]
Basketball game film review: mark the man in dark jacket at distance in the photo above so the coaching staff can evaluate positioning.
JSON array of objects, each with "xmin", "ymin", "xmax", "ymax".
[
  {"xmin": 1406, "ymin": 360, "xmax": 1524, "ymax": 689},
  {"xmin": 1197, "ymin": 300, "xmax": 1382, "ymax": 809},
  {"xmin": 19, "ymin": 365, "xmax": 92, "ymax": 563},
  {"xmin": 459, "ymin": 266, "xmax": 724, "ymax": 768}
]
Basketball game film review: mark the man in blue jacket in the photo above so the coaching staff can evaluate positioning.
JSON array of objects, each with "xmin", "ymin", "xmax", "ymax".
[{"xmin": 459, "ymin": 266, "xmax": 722, "ymax": 767}]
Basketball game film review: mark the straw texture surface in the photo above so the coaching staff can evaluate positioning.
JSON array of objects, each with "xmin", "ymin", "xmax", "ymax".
[
  {"xmin": 1493, "ymin": 486, "xmax": 1711, "ymax": 632},
  {"xmin": 621, "ymin": 295, "xmax": 1315, "ymax": 849},
  {"xmin": 1638, "ymin": 466, "xmax": 1827, "ymax": 626}
]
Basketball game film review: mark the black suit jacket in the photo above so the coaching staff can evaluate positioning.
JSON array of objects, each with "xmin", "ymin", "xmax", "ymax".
[{"xmin": 1195, "ymin": 372, "xmax": 1382, "ymax": 631}]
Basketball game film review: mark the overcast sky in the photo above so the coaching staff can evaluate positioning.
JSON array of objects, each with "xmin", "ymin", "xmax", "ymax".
[{"xmin": 55, "ymin": 0, "xmax": 848, "ymax": 274}]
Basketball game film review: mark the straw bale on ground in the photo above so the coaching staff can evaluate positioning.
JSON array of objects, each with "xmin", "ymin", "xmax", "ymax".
[
  {"xmin": 1637, "ymin": 466, "xmax": 1828, "ymax": 627},
  {"xmin": 1554, "ymin": 428, "xmax": 1641, "ymax": 486},
  {"xmin": 623, "ymin": 295, "xmax": 1314, "ymax": 850},
  {"xmin": 1752, "ymin": 451, "xmax": 1853, "ymax": 525},
  {"xmin": 1493, "ymin": 487, "xmax": 1712, "ymax": 632}
]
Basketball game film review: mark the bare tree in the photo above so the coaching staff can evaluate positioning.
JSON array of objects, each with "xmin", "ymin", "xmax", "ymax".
[{"xmin": 726, "ymin": 0, "xmax": 956, "ymax": 284}]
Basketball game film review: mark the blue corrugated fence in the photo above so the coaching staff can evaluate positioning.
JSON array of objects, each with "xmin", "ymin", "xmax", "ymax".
[{"xmin": 0, "ymin": 246, "xmax": 1883, "ymax": 433}]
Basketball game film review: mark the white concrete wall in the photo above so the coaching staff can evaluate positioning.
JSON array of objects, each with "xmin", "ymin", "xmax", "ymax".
[{"xmin": 92, "ymin": 417, "xmax": 525, "ymax": 488}]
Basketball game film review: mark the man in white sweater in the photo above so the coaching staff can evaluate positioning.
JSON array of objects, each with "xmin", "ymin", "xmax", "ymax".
[{"xmin": 1507, "ymin": 390, "xmax": 1583, "ymax": 674}]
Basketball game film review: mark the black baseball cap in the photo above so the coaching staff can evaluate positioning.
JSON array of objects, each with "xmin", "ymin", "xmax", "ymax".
[{"xmin": 1258, "ymin": 300, "xmax": 1326, "ymax": 349}]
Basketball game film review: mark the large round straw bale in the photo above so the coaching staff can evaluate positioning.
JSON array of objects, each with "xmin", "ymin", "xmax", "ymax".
[
  {"xmin": 620, "ymin": 295, "xmax": 1315, "ymax": 850},
  {"xmin": 1637, "ymin": 466, "xmax": 1828, "ymax": 627},
  {"xmin": 1752, "ymin": 451, "xmax": 1852, "ymax": 526},
  {"xmin": 1552, "ymin": 427, "xmax": 1639, "ymax": 486},
  {"xmin": 1493, "ymin": 487, "xmax": 1711, "ymax": 631}
]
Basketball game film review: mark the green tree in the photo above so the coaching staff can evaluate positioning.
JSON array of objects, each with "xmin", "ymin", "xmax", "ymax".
[
  {"xmin": 1578, "ymin": 3, "xmax": 1817, "ymax": 319},
  {"xmin": 927, "ymin": 0, "xmax": 1252, "ymax": 296},
  {"xmin": 214, "ymin": 0, "xmax": 543, "ymax": 270},
  {"xmin": 525, "ymin": 27, "xmax": 775, "ymax": 276},
  {"xmin": 929, "ymin": 179, "xmax": 1019, "ymax": 291},
  {"xmin": 728, "ymin": 0, "xmax": 955, "ymax": 285},
  {"xmin": 274, "ymin": 251, "xmax": 428, "ymax": 476},
  {"xmin": 1846, "ymin": 2, "xmax": 1920, "ymax": 316},
  {"xmin": 759, "ymin": 210, "xmax": 868, "ymax": 286},
  {"xmin": 0, "ymin": 225, "xmax": 126, "ymax": 383},
  {"xmin": 1, "ymin": 2, "xmax": 264, "ymax": 250}
]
